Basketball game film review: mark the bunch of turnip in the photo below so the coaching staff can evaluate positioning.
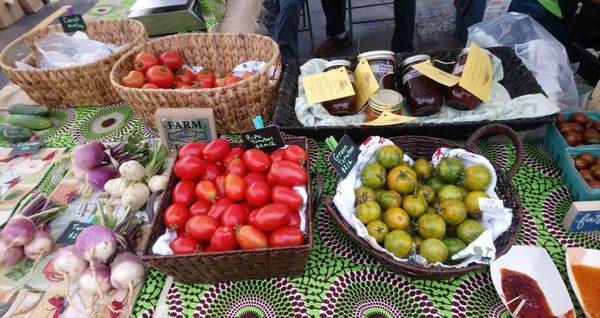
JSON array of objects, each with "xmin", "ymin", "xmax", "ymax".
[
  {"xmin": 0, "ymin": 194, "xmax": 65, "ymax": 286},
  {"xmin": 50, "ymin": 224, "xmax": 145, "ymax": 315},
  {"xmin": 73, "ymin": 139, "xmax": 168, "ymax": 212}
]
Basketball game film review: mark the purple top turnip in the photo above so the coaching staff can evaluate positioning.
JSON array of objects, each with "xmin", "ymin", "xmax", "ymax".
[
  {"xmin": 73, "ymin": 142, "xmax": 105, "ymax": 170},
  {"xmin": 24, "ymin": 230, "xmax": 55, "ymax": 259},
  {"xmin": 86, "ymin": 165, "xmax": 117, "ymax": 191},
  {"xmin": 110, "ymin": 252, "xmax": 145, "ymax": 289},
  {"xmin": 0, "ymin": 240, "xmax": 23, "ymax": 267},
  {"xmin": 52, "ymin": 245, "xmax": 88, "ymax": 278},
  {"xmin": 75, "ymin": 225, "xmax": 117, "ymax": 262},
  {"xmin": 80, "ymin": 265, "xmax": 112, "ymax": 294},
  {"xmin": 1, "ymin": 217, "xmax": 35, "ymax": 246}
]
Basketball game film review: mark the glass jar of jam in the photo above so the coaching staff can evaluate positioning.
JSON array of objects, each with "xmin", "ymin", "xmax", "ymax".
[
  {"xmin": 444, "ymin": 48, "xmax": 483, "ymax": 110},
  {"xmin": 365, "ymin": 89, "xmax": 404, "ymax": 122},
  {"xmin": 357, "ymin": 50, "xmax": 396, "ymax": 90},
  {"xmin": 400, "ymin": 54, "xmax": 442, "ymax": 117},
  {"xmin": 322, "ymin": 60, "xmax": 358, "ymax": 116}
]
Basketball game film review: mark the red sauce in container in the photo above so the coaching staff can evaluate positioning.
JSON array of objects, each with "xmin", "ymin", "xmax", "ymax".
[
  {"xmin": 357, "ymin": 50, "xmax": 396, "ymax": 90},
  {"xmin": 321, "ymin": 60, "xmax": 358, "ymax": 116},
  {"xmin": 444, "ymin": 48, "xmax": 483, "ymax": 110},
  {"xmin": 500, "ymin": 268, "xmax": 556, "ymax": 318},
  {"xmin": 400, "ymin": 54, "xmax": 442, "ymax": 117}
]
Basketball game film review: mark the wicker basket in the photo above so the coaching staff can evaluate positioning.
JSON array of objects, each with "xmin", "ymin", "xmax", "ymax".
[
  {"xmin": 0, "ymin": 19, "xmax": 147, "ymax": 107},
  {"xmin": 142, "ymin": 137, "xmax": 315, "ymax": 284},
  {"xmin": 110, "ymin": 33, "xmax": 282, "ymax": 134},
  {"xmin": 324, "ymin": 124, "xmax": 524, "ymax": 279},
  {"xmin": 272, "ymin": 47, "xmax": 556, "ymax": 141}
]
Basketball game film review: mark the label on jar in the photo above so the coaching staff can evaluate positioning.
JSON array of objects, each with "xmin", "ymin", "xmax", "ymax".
[
  {"xmin": 353, "ymin": 59, "xmax": 380, "ymax": 111},
  {"xmin": 458, "ymin": 43, "xmax": 493, "ymax": 102},
  {"xmin": 302, "ymin": 67, "xmax": 356, "ymax": 104},
  {"xmin": 410, "ymin": 61, "xmax": 460, "ymax": 87},
  {"xmin": 374, "ymin": 64, "xmax": 394, "ymax": 76},
  {"xmin": 402, "ymin": 69, "xmax": 421, "ymax": 84}
]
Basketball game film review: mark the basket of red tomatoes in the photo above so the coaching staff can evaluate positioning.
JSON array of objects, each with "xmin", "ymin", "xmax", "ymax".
[
  {"xmin": 109, "ymin": 33, "xmax": 281, "ymax": 134},
  {"xmin": 141, "ymin": 137, "xmax": 315, "ymax": 284}
]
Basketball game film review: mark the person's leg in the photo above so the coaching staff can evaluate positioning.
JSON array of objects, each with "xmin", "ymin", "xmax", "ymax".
[
  {"xmin": 321, "ymin": 0, "xmax": 347, "ymax": 36},
  {"xmin": 314, "ymin": 0, "xmax": 351, "ymax": 57},
  {"xmin": 263, "ymin": 0, "xmax": 280, "ymax": 38},
  {"xmin": 275, "ymin": 0, "xmax": 301, "ymax": 64},
  {"xmin": 391, "ymin": 0, "xmax": 416, "ymax": 53}
]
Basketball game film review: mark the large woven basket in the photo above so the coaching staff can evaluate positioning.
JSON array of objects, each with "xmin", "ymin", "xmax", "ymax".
[
  {"xmin": 0, "ymin": 19, "xmax": 147, "ymax": 107},
  {"xmin": 272, "ymin": 47, "xmax": 556, "ymax": 140},
  {"xmin": 110, "ymin": 33, "xmax": 282, "ymax": 134},
  {"xmin": 324, "ymin": 124, "xmax": 524, "ymax": 279},
  {"xmin": 142, "ymin": 137, "xmax": 315, "ymax": 284}
]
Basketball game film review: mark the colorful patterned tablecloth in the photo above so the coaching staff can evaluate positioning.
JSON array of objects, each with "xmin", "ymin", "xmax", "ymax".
[{"xmin": 0, "ymin": 104, "xmax": 594, "ymax": 317}]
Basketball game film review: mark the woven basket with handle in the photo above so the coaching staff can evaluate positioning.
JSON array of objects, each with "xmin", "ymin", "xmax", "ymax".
[
  {"xmin": 142, "ymin": 137, "xmax": 317, "ymax": 284},
  {"xmin": 110, "ymin": 33, "xmax": 282, "ymax": 134},
  {"xmin": 0, "ymin": 19, "xmax": 147, "ymax": 107},
  {"xmin": 324, "ymin": 124, "xmax": 524, "ymax": 279}
]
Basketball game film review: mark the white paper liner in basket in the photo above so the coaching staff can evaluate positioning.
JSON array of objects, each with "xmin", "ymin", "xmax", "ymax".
[{"xmin": 333, "ymin": 136, "xmax": 513, "ymax": 268}]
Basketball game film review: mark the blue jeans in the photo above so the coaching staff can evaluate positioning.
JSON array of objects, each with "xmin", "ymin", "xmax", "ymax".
[{"xmin": 264, "ymin": 0, "xmax": 301, "ymax": 64}]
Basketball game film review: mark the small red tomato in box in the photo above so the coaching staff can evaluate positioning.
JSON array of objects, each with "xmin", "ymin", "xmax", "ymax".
[
  {"xmin": 243, "ymin": 149, "xmax": 272, "ymax": 172},
  {"xmin": 209, "ymin": 226, "xmax": 238, "ymax": 251},
  {"xmin": 203, "ymin": 139, "xmax": 230, "ymax": 161},
  {"xmin": 208, "ymin": 197, "xmax": 234, "ymax": 221},
  {"xmin": 173, "ymin": 156, "xmax": 204, "ymax": 180},
  {"xmin": 178, "ymin": 141, "xmax": 206, "ymax": 159},
  {"xmin": 223, "ymin": 147, "xmax": 244, "ymax": 166},
  {"xmin": 170, "ymin": 236, "xmax": 200, "ymax": 254},
  {"xmin": 224, "ymin": 173, "xmax": 246, "ymax": 201},
  {"xmin": 249, "ymin": 203, "xmax": 291, "ymax": 232},
  {"xmin": 244, "ymin": 172, "xmax": 266, "ymax": 185},
  {"xmin": 185, "ymin": 215, "xmax": 219, "ymax": 241},
  {"xmin": 272, "ymin": 186, "xmax": 302, "ymax": 210},
  {"xmin": 172, "ymin": 180, "xmax": 196, "ymax": 207},
  {"xmin": 221, "ymin": 204, "xmax": 247, "ymax": 227},
  {"xmin": 283, "ymin": 145, "xmax": 307, "ymax": 165},
  {"xmin": 246, "ymin": 181, "xmax": 271, "ymax": 208},
  {"xmin": 236, "ymin": 225, "xmax": 268, "ymax": 250},
  {"xmin": 163, "ymin": 203, "xmax": 189, "ymax": 231},
  {"xmin": 268, "ymin": 161, "xmax": 308, "ymax": 187}
]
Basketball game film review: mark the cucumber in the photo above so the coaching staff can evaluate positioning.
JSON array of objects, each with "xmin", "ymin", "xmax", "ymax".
[
  {"xmin": 0, "ymin": 125, "xmax": 34, "ymax": 143},
  {"xmin": 7, "ymin": 114, "xmax": 52, "ymax": 130},
  {"xmin": 8, "ymin": 103, "xmax": 49, "ymax": 116}
]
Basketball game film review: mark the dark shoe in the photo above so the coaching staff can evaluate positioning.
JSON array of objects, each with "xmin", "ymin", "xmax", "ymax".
[{"xmin": 313, "ymin": 34, "xmax": 352, "ymax": 58}]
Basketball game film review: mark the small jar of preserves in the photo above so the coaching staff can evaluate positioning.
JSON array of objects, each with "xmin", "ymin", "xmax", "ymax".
[
  {"xmin": 400, "ymin": 54, "xmax": 442, "ymax": 117},
  {"xmin": 444, "ymin": 48, "xmax": 483, "ymax": 110},
  {"xmin": 357, "ymin": 50, "xmax": 396, "ymax": 90},
  {"xmin": 323, "ymin": 60, "xmax": 357, "ymax": 116},
  {"xmin": 365, "ymin": 89, "xmax": 404, "ymax": 122},
  {"xmin": 322, "ymin": 60, "xmax": 358, "ymax": 116}
]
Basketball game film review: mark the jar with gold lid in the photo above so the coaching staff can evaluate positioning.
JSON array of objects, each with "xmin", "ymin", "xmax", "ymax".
[{"xmin": 365, "ymin": 89, "xmax": 404, "ymax": 122}]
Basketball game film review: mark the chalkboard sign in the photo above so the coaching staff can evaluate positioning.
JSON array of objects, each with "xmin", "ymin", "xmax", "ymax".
[
  {"xmin": 241, "ymin": 126, "xmax": 285, "ymax": 153},
  {"xmin": 155, "ymin": 108, "xmax": 217, "ymax": 152},
  {"xmin": 56, "ymin": 221, "xmax": 93, "ymax": 245},
  {"xmin": 9, "ymin": 140, "xmax": 42, "ymax": 157},
  {"xmin": 59, "ymin": 14, "xmax": 86, "ymax": 32},
  {"xmin": 328, "ymin": 134, "xmax": 359, "ymax": 178}
]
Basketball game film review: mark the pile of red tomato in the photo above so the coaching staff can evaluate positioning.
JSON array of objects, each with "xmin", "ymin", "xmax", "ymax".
[
  {"xmin": 121, "ymin": 50, "xmax": 250, "ymax": 90},
  {"xmin": 164, "ymin": 139, "xmax": 309, "ymax": 254}
]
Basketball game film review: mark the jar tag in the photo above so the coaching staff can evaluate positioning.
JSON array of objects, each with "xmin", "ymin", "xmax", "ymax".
[
  {"xmin": 459, "ymin": 43, "xmax": 493, "ymax": 103},
  {"xmin": 362, "ymin": 112, "xmax": 416, "ymax": 126},
  {"xmin": 411, "ymin": 61, "xmax": 460, "ymax": 87},
  {"xmin": 353, "ymin": 59, "xmax": 380, "ymax": 111},
  {"xmin": 302, "ymin": 67, "xmax": 355, "ymax": 104}
]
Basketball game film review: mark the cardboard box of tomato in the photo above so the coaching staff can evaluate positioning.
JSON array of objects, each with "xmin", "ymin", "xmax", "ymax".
[{"xmin": 141, "ymin": 137, "xmax": 316, "ymax": 284}]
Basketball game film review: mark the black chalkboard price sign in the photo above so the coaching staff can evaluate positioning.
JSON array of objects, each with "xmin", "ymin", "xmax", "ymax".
[
  {"xmin": 241, "ymin": 126, "xmax": 285, "ymax": 153},
  {"xmin": 328, "ymin": 134, "xmax": 360, "ymax": 178},
  {"xmin": 9, "ymin": 140, "xmax": 42, "ymax": 157},
  {"xmin": 56, "ymin": 221, "xmax": 93, "ymax": 245},
  {"xmin": 59, "ymin": 14, "xmax": 86, "ymax": 32}
]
